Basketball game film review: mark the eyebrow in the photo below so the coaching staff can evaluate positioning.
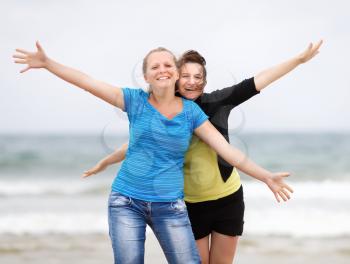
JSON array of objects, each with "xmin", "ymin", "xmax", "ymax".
[{"xmin": 180, "ymin": 72, "xmax": 203, "ymax": 76}]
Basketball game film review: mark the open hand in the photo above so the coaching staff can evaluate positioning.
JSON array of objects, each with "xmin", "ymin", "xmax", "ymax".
[
  {"xmin": 266, "ymin": 172, "xmax": 294, "ymax": 202},
  {"xmin": 13, "ymin": 41, "xmax": 48, "ymax": 73},
  {"xmin": 298, "ymin": 40, "xmax": 323, "ymax": 63},
  {"xmin": 82, "ymin": 164, "xmax": 104, "ymax": 178}
]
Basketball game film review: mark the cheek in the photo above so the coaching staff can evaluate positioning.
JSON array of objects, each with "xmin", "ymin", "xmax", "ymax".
[
  {"xmin": 144, "ymin": 71, "xmax": 156, "ymax": 81},
  {"xmin": 177, "ymin": 80, "xmax": 186, "ymax": 91},
  {"xmin": 144, "ymin": 70, "xmax": 152, "ymax": 78}
]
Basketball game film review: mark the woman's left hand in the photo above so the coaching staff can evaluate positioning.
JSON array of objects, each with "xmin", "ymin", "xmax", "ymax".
[
  {"xmin": 298, "ymin": 40, "xmax": 323, "ymax": 63},
  {"xmin": 266, "ymin": 172, "xmax": 294, "ymax": 202}
]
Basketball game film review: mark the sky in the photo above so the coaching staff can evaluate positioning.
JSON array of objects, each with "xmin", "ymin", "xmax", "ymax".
[{"xmin": 1, "ymin": 0, "xmax": 349, "ymax": 134}]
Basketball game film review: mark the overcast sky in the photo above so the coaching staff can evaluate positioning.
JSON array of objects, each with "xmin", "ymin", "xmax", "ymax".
[{"xmin": 1, "ymin": 0, "xmax": 349, "ymax": 134}]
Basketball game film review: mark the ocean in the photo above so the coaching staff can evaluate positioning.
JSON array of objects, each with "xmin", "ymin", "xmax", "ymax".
[{"xmin": 0, "ymin": 133, "xmax": 349, "ymax": 239}]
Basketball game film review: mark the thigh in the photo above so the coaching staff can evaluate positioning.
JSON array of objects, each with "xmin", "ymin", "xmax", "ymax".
[
  {"xmin": 212, "ymin": 188, "xmax": 245, "ymax": 237},
  {"xmin": 210, "ymin": 231, "xmax": 239, "ymax": 264},
  {"xmin": 150, "ymin": 200, "xmax": 201, "ymax": 264},
  {"xmin": 196, "ymin": 235, "xmax": 210, "ymax": 264},
  {"xmin": 108, "ymin": 192, "xmax": 147, "ymax": 264},
  {"xmin": 186, "ymin": 201, "xmax": 212, "ymax": 240}
]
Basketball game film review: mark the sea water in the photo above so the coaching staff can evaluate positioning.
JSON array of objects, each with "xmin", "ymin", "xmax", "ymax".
[{"xmin": 0, "ymin": 133, "xmax": 349, "ymax": 238}]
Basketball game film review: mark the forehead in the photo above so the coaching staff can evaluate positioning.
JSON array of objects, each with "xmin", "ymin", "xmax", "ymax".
[
  {"xmin": 180, "ymin": 62, "xmax": 203, "ymax": 74},
  {"xmin": 147, "ymin": 51, "xmax": 175, "ymax": 65}
]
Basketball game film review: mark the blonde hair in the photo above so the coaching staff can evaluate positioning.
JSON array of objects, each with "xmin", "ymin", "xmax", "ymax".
[
  {"xmin": 142, "ymin": 47, "xmax": 178, "ymax": 92},
  {"xmin": 142, "ymin": 47, "xmax": 177, "ymax": 75}
]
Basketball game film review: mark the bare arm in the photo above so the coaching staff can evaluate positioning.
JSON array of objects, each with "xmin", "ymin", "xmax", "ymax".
[
  {"xmin": 13, "ymin": 41, "xmax": 124, "ymax": 109},
  {"xmin": 194, "ymin": 121, "xmax": 293, "ymax": 202},
  {"xmin": 82, "ymin": 143, "xmax": 128, "ymax": 178},
  {"xmin": 254, "ymin": 40, "xmax": 323, "ymax": 91}
]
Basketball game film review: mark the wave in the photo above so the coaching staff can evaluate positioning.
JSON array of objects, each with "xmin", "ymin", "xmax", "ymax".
[
  {"xmin": 1, "ymin": 208, "xmax": 349, "ymax": 237},
  {"xmin": 241, "ymin": 180, "xmax": 350, "ymax": 201},
  {"xmin": 242, "ymin": 181, "xmax": 350, "ymax": 238},
  {"xmin": 0, "ymin": 179, "xmax": 112, "ymax": 196},
  {"xmin": 0, "ymin": 212, "xmax": 108, "ymax": 235},
  {"xmin": 0, "ymin": 179, "xmax": 349, "ymax": 199},
  {"xmin": 0, "ymin": 180, "xmax": 349, "ymax": 237}
]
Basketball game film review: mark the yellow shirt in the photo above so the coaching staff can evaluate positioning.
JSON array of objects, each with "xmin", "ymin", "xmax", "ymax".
[{"xmin": 184, "ymin": 135, "xmax": 241, "ymax": 203}]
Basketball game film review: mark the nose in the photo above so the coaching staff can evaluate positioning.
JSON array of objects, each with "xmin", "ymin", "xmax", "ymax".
[
  {"xmin": 188, "ymin": 76, "xmax": 196, "ymax": 84},
  {"xmin": 159, "ymin": 65, "xmax": 167, "ymax": 73}
]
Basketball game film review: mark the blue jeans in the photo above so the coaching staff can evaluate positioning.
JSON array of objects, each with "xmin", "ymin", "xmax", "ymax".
[{"xmin": 108, "ymin": 191, "xmax": 201, "ymax": 264}]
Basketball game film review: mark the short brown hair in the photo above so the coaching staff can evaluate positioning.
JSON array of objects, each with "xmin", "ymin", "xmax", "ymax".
[{"xmin": 177, "ymin": 50, "xmax": 207, "ymax": 86}]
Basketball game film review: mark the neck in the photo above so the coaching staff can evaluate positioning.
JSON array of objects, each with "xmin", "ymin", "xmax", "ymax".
[{"xmin": 149, "ymin": 86, "xmax": 176, "ymax": 105}]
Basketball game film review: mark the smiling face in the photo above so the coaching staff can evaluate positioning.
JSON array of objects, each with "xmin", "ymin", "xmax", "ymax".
[
  {"xmin": 143, "ymin": 50, "xmax": 179, "ymax": 91},
  {"xmin": 177, "ymin": 62, "xmax": 206, "ymax": 100}
]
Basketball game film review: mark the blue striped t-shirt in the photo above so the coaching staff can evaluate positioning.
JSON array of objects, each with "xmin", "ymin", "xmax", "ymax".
[{"xmin": 111, "ymin": 88, "xmax": 208, "ymax": 202}]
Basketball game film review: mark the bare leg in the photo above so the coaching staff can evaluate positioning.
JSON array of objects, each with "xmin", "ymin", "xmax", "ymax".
[
  {"xmin": 209, "ymin": 231, "xmax": 239, "ymax": 264},
  {"xmin": 196, "ymin": 235, "xmax": 210, "ymax": 264}
]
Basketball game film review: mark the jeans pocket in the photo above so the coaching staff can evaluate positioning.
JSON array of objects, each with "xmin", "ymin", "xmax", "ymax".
[
  {"xmin": 109, "ymin": 192, "xmax": 132, "ymax": 207},
  {"xmin": 170, "ymin": 199, "xmax": 187, "ymax": 212}
]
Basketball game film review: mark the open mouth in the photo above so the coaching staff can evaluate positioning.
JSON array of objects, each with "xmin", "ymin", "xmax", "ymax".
[
  {"xmin": 157, "ymin": 76, "xmax": 170, "ymax": 80},
  {"xmin": 184, "ymin": 87, "xmax": 201, "ymax": 92}
]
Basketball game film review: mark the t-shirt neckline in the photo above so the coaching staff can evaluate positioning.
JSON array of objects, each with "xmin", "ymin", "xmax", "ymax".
[{"xmin": 145, "ymin": 92, "xmax": 185, "ymax": 121}]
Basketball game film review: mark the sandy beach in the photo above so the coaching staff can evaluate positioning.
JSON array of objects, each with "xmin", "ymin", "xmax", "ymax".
[{"xmin": 1, "ymin": 233, "xmax": 349, "ymax": 264}]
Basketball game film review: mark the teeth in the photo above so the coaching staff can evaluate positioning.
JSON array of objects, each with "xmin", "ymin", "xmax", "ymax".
[{"xmin": 158, "ymin": 77, "xmax": 169, "ymax": 80}]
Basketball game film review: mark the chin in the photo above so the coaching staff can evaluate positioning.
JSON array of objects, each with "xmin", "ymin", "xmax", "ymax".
[
  {"xmin": 157, "ymin": 82, "xmax": 173, "ymax": 90},
  {"xmin": 183, "ymin": 93, "xmax": 198, "ymax": 100}
]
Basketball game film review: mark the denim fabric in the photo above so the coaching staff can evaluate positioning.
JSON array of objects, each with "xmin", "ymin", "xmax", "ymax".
[{"xmin": 108, "ymin": 191, "xmax": 201, "ymax": 264}]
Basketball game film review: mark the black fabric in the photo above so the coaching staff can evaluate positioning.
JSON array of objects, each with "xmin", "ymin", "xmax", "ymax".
[
  {"xmin": 185, "ymin": 185, "xmax": 245, "ymax": 239},
  {"xmin": 194, "ymin": 78, "xmax": 259, "ymax": 182}
]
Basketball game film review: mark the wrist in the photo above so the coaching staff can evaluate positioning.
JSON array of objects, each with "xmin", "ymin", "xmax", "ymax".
[
  {"xmin": 97, "ymin": 161, "xmax": 106, "ymax": 168},
  {"xmin": 261, "ymin": 171, "xmax": 273, "ymax": 184},
  {"xmin": 44, "ymin": 57, "xmax": 53, "ymax": 69},
  {"xmin": 295, "ymin": 54, "xmax": 305, "ymax": 64}
]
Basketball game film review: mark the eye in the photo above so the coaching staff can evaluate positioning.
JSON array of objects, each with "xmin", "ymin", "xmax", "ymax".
[{"xmin": 151, "ymin": 66, "xmax": 158, "ymax": 70}]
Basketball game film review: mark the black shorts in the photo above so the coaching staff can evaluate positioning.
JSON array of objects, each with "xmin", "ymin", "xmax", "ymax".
[{"xmin": 185, "ymin": 185, "xmax": 245, "ymax": 240}]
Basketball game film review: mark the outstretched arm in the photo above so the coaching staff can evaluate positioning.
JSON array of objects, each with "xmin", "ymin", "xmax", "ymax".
[
  {"xmin": 82, "ymin": 143, "xmax": 128, "ymax": 178},
  {"xmin": 194, "ymin": 121, "xmax": 293, "ymax": 202},
  {"xmin": 254, "ymin": 40, "xmax": 323, "ymax": 91},
  {"xmin": 13, "ymin": 41, "xmax": 124, "ymax": 109}
]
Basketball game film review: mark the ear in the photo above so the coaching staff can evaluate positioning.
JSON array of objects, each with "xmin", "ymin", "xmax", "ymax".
[
  {"xmin": 175, "ymin": 70, "xmax": 179, "ymax": 81},
  {"xmin": 144, "ymin": 74, "xmax": 150, "ymax": 84}
]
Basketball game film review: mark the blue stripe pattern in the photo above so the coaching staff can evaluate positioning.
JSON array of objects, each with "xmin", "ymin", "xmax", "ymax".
[{"xmin": 112, "ymin": 88, "xmax": 208, "ymax": 202}]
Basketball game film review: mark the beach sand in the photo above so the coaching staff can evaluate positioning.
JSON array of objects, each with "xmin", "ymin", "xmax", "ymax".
[{"xmin": 1, "ymin": 233, "xmax": 349, "ymax": 264}]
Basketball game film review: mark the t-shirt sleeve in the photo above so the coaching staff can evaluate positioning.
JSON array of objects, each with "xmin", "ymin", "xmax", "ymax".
[
  {"xmin": 121, "ymin": 88, "xmax": 143, "ymax": 122},
  {"xmin": 121, "ymin": 87, "xmax": 134, "ymax": 113},
  {"xmin": 203, "ymin": 77, "xmax": 259, "ymax": 109},
  {"xmin": 190, "ymin": 101, "xmax": 209, "ymax": 131},
  {"xmin": 122, "ymin": 87, "xmax": 144, "ymax": 111}
]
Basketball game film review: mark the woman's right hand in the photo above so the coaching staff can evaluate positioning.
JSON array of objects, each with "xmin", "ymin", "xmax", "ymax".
[
  {"xmin": 13, "ymin": 41, "xmax": 48, "ymax": 73},
  {"xmin": 13, "ymin": 41, "xmax": 124, "ymax": 108}
]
